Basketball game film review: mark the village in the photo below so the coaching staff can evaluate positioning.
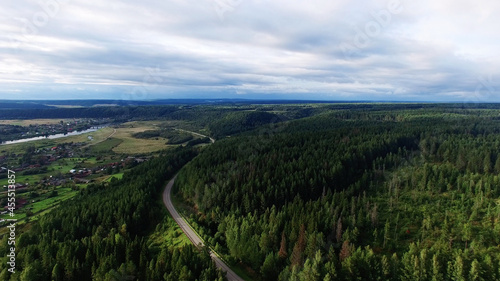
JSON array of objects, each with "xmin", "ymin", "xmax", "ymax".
[{"xmin": 0, "ymin": 139, "xmax": 149, "ymax": 225}]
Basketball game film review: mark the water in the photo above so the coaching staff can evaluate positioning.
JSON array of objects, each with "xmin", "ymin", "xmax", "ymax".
[{"xmin": 1, "ymin": 126, "xmax": 107, "ymax": 145}]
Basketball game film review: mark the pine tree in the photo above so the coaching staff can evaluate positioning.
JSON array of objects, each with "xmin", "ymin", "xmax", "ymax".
[
  {"xmin": 52, "ymin": 263, "xmax": 64, "ymax": 281},
  {"xmin": 494, "ymin": 156, "xmax": 500, "ymax": 174},
  {"xmin": 291, "ymin": 224, "xmax": 307, "ymax": 267},
  {"xmin": 299, "ymin": 251, "xmax": 322, "ymax": 281},
  {"xmin": 469, "ymin": 259, "xmax": 483, "ymax": 281},
  {"xmin": 483, "ymin": 152, "xmax": 492, "ymax": 173},
  {"xmin": 336, "ymin": 217, "xmax": 343, "ymax": 243},
  {"xmin": 432, "ymin": 254, "xmax": 443, "ymax": 281},
  {"xmin": 339, "ymin": 240, "xmax": 353, "ymax": 262},
  {"xmin": 450, "ymin": 254, "xmax": 466, "ymax": 281},
  {"xmin": 383, "ymin": 219, "xmax": 390, "ymax": 248},
  {"xmin": 261, "ymin": 252, "xmax": 279, "ymax": 281},
  {"xmin": 278, "ymin": 232, "xmax": 288, "ymax": 259}
]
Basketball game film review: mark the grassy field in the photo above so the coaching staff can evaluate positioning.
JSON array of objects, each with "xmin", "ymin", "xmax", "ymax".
[
  {"xmin": 105, "ymin": 172, "xmax": 124, "ymax": 182},
  {"xmin": 0, "ymin": 120, "xmax": 203, "ymax": 155},
  {"xmin": 148, "ymin": 216, "xmax": 191, "ymax": 248},
  {"xmin": 0, "ymin": 186, "xmax": 81, "ymax": 222},
  {"xmin": 112, "ymin": 121, "xmax": 174, "ymax": 154},
  {"xmin": 89, "ymin": 137, "xmax": 123, "ymax": 154}
]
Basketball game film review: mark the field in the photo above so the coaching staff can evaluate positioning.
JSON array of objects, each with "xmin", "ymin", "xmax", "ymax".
[
  {"xmin": 89, "ymin": 137, "xmax": 123, "ymax": 154},
  {"xmin": 0, "ymin": 185, "xmax": 82, "ymax": 236},
  {"xmin": 0, "ymin": 119, "xmax": 203, "ymax": 237},
  {"xmin": 0, "ymin": 120, "xmax": 205, "ymax": 155},
  {"xmin": 112, "ymin": 122, "xmax": 171, "ymax": 154},
  {"xmin": 111, "ymin": 121, "xmax": 204, "ymax": 154},
  {"xmin": 0, "ymin": 119, "xmax": 72, "ymax": 126}
]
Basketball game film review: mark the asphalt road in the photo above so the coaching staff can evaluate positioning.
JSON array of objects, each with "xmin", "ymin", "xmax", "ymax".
[{"xmin": 163, "ymin": 175, "xmax": 244, "ymax": 281}]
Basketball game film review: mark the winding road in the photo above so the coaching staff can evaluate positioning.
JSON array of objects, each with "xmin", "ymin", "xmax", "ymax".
[
  {"xmin": 174, "ymin": 128, "xmax": 215, "ymax": 143},
  {"xmin": 163, "ymin": 175, "xmax": 244, "ymax": 281}
]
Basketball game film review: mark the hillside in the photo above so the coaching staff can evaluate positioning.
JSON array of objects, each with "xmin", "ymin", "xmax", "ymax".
[{"xmin": 174, "ymin": 107, "xmax": 500, "ymax": 280}]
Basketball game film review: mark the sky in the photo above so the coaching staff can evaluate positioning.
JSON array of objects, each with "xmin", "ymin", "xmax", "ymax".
[{"xmin": 0, "ymin": 0, "xmax": 499, "ymax": 101}]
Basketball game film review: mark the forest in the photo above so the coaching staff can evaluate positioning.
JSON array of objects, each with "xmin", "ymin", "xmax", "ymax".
[
  {"xmin": 173, "ymin": 107, "xmax": 500, "ymax": 280},
  {"xmin": 0, "ymin": 147, "xmax": 225, "ymax": 281},
  {"xmin": 2, "ymin": 103, "xmax": 500, "ymax": 280}
]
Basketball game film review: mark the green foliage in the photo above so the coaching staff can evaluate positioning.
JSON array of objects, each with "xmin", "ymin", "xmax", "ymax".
[
  {"xmin": 208, "ymin": 111, "xmax": 285, "ymax": 138},
  {"xmin": 88, "ymin": 138, "xmax": 123, "ymax": 154},
  {"xmin": 173, "ymin": 106, "xmax": 500, "ymax": 280},
  {"xmin": 0, "ymin": 147, "xmax": 226, "ymax": 280},
  {"xmin": 133, "ymin": 129, "xmax": 193, "ymax": 144}
]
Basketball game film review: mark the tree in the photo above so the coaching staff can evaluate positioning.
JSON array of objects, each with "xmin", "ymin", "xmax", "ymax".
[
  {"xmin": 52, "ymin": 263, "xmax": 64, "ymax": 281},
  {"xmin": 291, "ymin": 224, "xmax": 307, "ymax": 268},
  {"xmin": 432, "ymin": 254, "xmax": 443, "ymax": 281},
  {"xmin": 20, "ymin": 262, "xmax": 43, "ymax": 281},
  {"xmin": 339, "ymin": 240, "xmax": 353, "ymax": 262},
  {"xmin": 483, "ymin": 152, "xmax": 492, "ymax": 173},
  {"xmin": 450, "ymin": 254, "xmax": 466, "ymax": 281},
  {"xmin": 261, "ymin": 252, "xmax": 279, "ymax": 281},
  {"xmin": 383, "ymin": 219, "xmax": 390, "ymax": 248},
  {"xmin": 278, "ymin": 232, "xmax": 288, "ymax": 259},
  {"xmin": 336, "ymin": 217, "xmax": 343, "ymax": 243},
  {"xmin": 469, "ymin": 259, "xmax": 484, "ymax": 281},
  {"xmin": 299, "ymin": 251, "xmax": 322, "ymax": 281},
  {"xmin": 494, "ymin": 156, "xmax": 500, "ymax": 174},
  {"xmin": 462, "ymin": 223, "xmax": 472, "ymax": 249}
]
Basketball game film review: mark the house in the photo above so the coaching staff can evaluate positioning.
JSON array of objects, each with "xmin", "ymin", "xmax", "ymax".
[
  {"xmin": 74, "ymin": 172, "xmax": 90, "ymax": 178},
  {"xmin": 3, "ymin": 198, "xmax": 27, "ymax": 210},
  {"xmin": 74, "ymin": 178, "xmax": 90, "ymax": 184},
  {"xmin": 135, "ymin": 158, "xmax": 146, "ymax": 163}
]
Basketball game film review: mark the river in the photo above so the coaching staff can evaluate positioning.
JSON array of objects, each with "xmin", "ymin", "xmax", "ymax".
[{"xmin": 0, "ymin": 126, "xmax": 107, "ymax": 145}]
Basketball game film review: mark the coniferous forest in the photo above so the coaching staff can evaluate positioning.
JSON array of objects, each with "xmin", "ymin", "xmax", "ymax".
[
  {"xmin": 0, "ymin": 147, "xmax": 225, "ymax": 281},
  {"xmin": 2, "ymin": 103, "xmax": 500, "ymax": 280},
  {"xmin": 174, "ymin": 107, "xmax": 500, "ymax": 280}
]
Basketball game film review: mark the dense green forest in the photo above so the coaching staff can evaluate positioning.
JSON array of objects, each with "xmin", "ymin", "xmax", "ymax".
[
  {"xmin": 133, "ymin": 129, "xmax": 194, "ymax": 144},
  {"xmin": 3, "ymin": 103, "xmax": 500, "ymax": 280},
  {"xmin": 174, "ymin": 108, "xmax": 500, "ymax": 280},
  {"xmin": 0, "ymin": 147, "xmax": 226, "ymax": 281}
]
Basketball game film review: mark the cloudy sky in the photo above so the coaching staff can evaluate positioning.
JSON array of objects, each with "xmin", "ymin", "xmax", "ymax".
[{"xmin": 1, "ymin": 0, "xmax": 498, "ymax": 101}]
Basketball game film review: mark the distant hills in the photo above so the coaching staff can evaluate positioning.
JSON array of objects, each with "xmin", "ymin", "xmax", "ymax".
[{"xmin": 0, "ymin": 99, "xmax": 446, "ymax": 110}]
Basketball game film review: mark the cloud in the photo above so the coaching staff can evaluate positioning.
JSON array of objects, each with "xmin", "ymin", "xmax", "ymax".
[{"xmin": 0, "ymin": 0, "xmax": 498, "ymax": 101}]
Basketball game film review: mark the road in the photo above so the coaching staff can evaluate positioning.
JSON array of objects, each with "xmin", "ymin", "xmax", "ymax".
[
  {"xmin": 163, "ymin": 176, "xmax": 244, "ymax": 281},
  {"xmin": 88, "ymin": 128, "xmax": 117, "ymax": 146},
  {"xmin": 174, "ymin": 128, "xmax": 215, "ymax": 143}
]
